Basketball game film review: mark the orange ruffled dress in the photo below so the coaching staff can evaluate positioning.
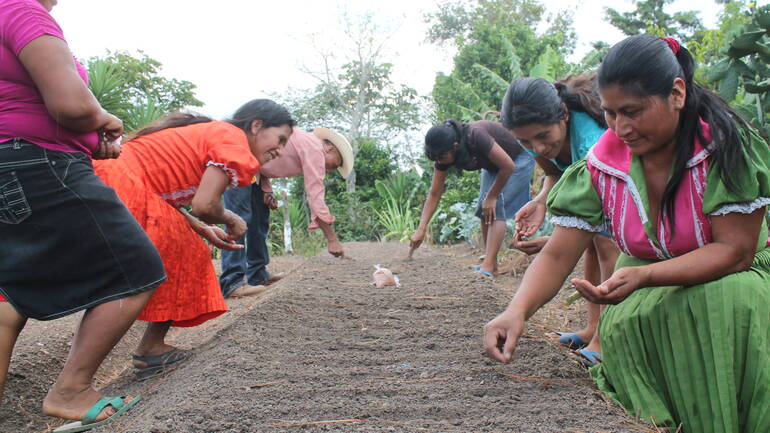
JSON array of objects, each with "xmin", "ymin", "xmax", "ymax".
[{"xmin": 93, "ymin": 121, "xmax": 260, "ymax": 327}]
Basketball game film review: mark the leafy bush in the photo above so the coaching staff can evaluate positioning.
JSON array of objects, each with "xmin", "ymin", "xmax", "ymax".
[
  {"xmin": 435, "ymin": 201, "xmax": 481, "ymax": 246},
  {"xmin": 372, "ymin": 172, "xmax": 422, "ymax": 242}
]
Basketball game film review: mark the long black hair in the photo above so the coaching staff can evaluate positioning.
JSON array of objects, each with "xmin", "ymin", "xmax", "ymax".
[
  {"xmin": 424, "ymin": 120, "xmax": 472, "ymax": 168},
  {"xmin": 225, "ymin": 98, "xmax": 295, "ymax": 133},
  {"xmin": 598, "ymin": 34, "xmax": 751, "ymax": 225},
  {"xmin": 129, "ymin": 112, "xmax": 213, "ymax": 139},
  {"xmin": 501, "ymin": 74, "xmax": 606, "ymax": 130},
  {"xmin": 129, "ymin": 99, "xmax": 295, "ymax": 140}
]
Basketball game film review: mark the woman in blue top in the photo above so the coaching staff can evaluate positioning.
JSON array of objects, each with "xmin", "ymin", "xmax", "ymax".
[{"xmin": 500, "ymin": 75, "xmax": 620, "ymax": 364}]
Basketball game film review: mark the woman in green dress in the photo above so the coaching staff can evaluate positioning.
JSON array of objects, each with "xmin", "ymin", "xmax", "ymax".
[{"xmin": 483, "ymin": 34, "xmax": 770, "ymax": 433}]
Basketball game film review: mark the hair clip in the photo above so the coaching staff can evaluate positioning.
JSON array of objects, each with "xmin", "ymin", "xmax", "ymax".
[{"xmin": 659, "ymin": 37, "xmax": 680, "ymax": 55}]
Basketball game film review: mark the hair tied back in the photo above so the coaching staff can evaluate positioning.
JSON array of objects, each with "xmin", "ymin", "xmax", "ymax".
[{"xmin": 659, "ymin": 37, "xmax": 680, "ymax": 55}]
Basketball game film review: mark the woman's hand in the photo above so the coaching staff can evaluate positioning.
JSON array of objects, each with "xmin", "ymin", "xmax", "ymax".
[
  {"xmin": 263, "ymin": 192, "xmax": 279, "ymax": 210},
  {"xmin": 515, "ymin": 200, "xmax": 546, "ymax": 238},
  {"xmin": 92, "ymin": 139, "xmax": 122, "ymax": 160},
  {"xmin": 410, "ymin": 227, "xmax": 426, "ymax": 251},
  {"xmin": 223, "ymin": 210, "xmax": 248, "ymax": 240},
  {"xmin": 482, "ymin": 195, "xmax": 497, "ymax": 225},
  {"xmin": 92, "ymin": 113, "xmax": 124, "ymax": 160},
  {"xmin": 99, "ymin": 112, "xmax": 124, "ymax": 143},
  {"xmin": 572, "ymin": 266, "xmax": 651, "ymax": 304},
  {"xmin": 511, "ymin": 236, "xmax": 549, "ymax": 255},
  {"xmin": 327, "ymin": 239, "xmax": 344, "ymax": 257},
  {"xmin": 196, "ymin": 224, "xmax": 244, "ymax": 251},
  {"xmin": 483, "ymin": 309, "xmax": 526, "ymax": 363}
]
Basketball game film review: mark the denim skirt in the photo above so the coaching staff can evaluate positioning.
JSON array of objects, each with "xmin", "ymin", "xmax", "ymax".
[
  {"xmin": 0, "ymin": 140, "xmax": 166, "ymax": 320},
  {"xmin": 475, "ymin": 151, "xmax": 535, "ymax": 221}
]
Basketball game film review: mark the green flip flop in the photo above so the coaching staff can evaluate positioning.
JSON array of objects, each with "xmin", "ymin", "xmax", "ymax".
[{"xmin": 52, "ymin": 395, "xmax": 141, "ymax": 433}]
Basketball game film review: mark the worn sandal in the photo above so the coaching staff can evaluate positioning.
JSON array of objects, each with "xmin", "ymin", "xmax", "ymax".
[
  {"xmin": 553, "ymin": 331, "xmax": 588, "ymax": 349},
  {"xmin": 573, "ymin": 348, "xmax": 603, "ymax": 367},
  {"xmin": 132, "ymin": 348, "xmax": 190, "ymax": 380}
]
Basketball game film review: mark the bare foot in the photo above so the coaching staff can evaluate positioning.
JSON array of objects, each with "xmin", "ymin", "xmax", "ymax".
[{"xmin": 42, "ymin": 385, "xmax": 119, "ymax": 423}]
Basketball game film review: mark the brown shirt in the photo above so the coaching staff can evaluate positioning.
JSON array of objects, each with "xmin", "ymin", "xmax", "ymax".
[{"xmin": 435, "ymin": 120, "xmax": 523, "ymax": 172}]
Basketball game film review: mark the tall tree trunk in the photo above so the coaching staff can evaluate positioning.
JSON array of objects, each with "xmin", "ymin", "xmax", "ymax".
[{"xmin": 345, "ymin": 59, "xmax": 371, "ymax": 193}]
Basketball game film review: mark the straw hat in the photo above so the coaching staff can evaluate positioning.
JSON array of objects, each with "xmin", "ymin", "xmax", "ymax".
[{"xmin": 313, "ymin": 128, "xmax": 354, "ymax": 178}]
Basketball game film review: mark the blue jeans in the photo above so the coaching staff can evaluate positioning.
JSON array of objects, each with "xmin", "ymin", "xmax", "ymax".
[{"xmin": 219, "ymin": 184, "xmax": 270, "ymax": 297}]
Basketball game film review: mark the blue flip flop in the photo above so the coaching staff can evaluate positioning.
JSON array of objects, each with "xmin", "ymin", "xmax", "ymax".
[
  {"xmin": 553, "ymin": 331, "xmax": 588, "ymax": 349},
  {"xmin": 471, "ymin": 265, "xmax": 494, "ymax": 278},
  {"xmin": 52, "ymin": 395, "xmax": 141, "ymax": 432},
  {"xmin": 574, "ymin": 348, "xmax": 603, "ymax": 367}
]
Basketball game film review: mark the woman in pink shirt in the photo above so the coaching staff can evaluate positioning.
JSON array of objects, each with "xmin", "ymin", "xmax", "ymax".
[{"xmin": 0, "ymin": 0, "xmax": 165, "ymax": 430}]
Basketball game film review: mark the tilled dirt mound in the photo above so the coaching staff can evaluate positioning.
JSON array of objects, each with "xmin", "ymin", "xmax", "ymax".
[{"xmin": 78, "ymin": 242, "xmax": 647, "ymax": 433}]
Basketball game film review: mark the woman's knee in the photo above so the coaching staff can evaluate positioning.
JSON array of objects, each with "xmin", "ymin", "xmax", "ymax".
[{"xmin": 0, "ymin": 303, "xmax": 26, "ymax": 331}]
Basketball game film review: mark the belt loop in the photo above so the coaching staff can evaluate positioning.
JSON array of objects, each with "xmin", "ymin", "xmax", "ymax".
[{"xmin": 12, "ymin": 138, "xmax": 20, "ymax": 150}]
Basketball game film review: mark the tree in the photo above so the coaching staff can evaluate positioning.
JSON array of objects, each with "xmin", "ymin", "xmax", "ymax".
[
  {"xmin": 87, "ymin": 51, "xmax": 203, "ymax": 131},
  {"xmin": 279, "ymin": 14, "xmax": 424, "ymax": 192},
  {"xmin": 431, "ymin": 19, "xmax": 571, "ymax": 122},
  {"xmin": 425, "ymin": 0, "xmax": 547, "ymax": 45},
  {"xmin": 702, "ymin": 3, "xmax": 770, "ymax": 135},
  {"xmin": 604, "ymin": 0, "xmax": 704, "ymax": 41}
]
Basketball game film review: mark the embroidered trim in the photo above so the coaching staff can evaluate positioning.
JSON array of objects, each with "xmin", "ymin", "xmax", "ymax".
[
  {"xmin": 159, "ymin": 186, "xmax": 197, "ymax": 203},
  {"xmin": 207, "ymin": 161, "xmax": 239, "ymax": 188},
  {"xmin": 587, "ymin": 149, "xmax": 649, "ymax": 225},
  {"xmin": 657, "ymin": 215, "xmax": 672, "ymax": 259},
  {"xmin": 709, "ymin": 197, "xmax": 770, "ymax": 216},
  {"xmin": 689, "ymin": 183, "xmax": 706, "ymax": 248},
  {"xmin": 685, "ymin": 141, "xmax": 716, "ymax": 168},
  {"xmin": 618, "ymin": 185, "xmax": 630, "ymax": 255},
  {"xmin": 551, "ymin": 216, "xmax": 606, "ymax": 232}
]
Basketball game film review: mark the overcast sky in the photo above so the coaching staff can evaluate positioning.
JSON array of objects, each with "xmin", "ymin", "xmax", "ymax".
[{"xmin": 51, "ymin": 0, "xmax": 758, "ymax": 119}]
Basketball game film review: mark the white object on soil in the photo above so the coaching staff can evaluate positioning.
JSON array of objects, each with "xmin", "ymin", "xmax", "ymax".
[{"xmin": 372, "ymin": 264, "xmax": 400, "ymax": 288}]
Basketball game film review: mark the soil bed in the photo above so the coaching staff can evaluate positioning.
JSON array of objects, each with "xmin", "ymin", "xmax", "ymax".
[{"xmin": 3, "ymin": 242, "xmax": 650, "ymax": 433}]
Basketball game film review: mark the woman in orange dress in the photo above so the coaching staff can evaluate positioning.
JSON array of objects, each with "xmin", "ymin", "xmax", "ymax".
[{"xmin": 93, "ymin": 99, "xmax": 294, "ymax": 378}]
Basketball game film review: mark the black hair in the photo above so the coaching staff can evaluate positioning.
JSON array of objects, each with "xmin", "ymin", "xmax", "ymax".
[
  {"xmin": 225, "ymin": 98, "xmax": 295, "ymax": 133},
  {"xmin": 501, "ymin": 74, "xmax": 606, "ymax": 130},
  {"xmin": 424, "ymin": 120, "xmax": 471, "ymax": 168},
  {"xmin": 129, "ymin": 99, "xmax": 295, "ymax": 140},
  {"xmin": 129, "ymin": 112, "xmax": 213, "ymax": 139},
  {"xmin": 598, "ymin": 34, "xmax": 751, "ymax": 226}
]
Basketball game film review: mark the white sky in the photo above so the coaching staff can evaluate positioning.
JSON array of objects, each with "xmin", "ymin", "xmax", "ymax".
[{"xmin": 51, "ymin": 0, "xmax": 754, "ymax": 119}]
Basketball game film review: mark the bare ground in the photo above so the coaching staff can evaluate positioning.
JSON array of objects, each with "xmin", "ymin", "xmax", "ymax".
[{"xmin": 1, "ymin": 242, "xmax": 654, "ymax": 433}]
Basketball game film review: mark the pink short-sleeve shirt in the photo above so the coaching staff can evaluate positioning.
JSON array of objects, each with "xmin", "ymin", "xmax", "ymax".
[{"xmin": 0, "ymin": 0, "xmax": 98, "ymax": 154}]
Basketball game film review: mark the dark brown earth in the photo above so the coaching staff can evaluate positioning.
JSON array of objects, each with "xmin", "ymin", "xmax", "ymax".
[{"xmin": 2, "ymin": 242, "xmax": 654, "ymax": 433}]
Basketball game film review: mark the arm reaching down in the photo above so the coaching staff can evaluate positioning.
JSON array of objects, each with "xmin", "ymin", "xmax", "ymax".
[
  {"xmin": 191, "ymin": 165, "xmax": 247, "ymax": 240},
  {"xmin": 484, "ymin": 226, "xmax": 594, "ymax": 363},
  {"xmin": 410, "ymin": 168, "xmax": 448, "ymax": 251}
]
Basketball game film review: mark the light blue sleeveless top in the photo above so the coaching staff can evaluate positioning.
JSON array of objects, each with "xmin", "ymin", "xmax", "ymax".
[{"xmin": 523, "ymin": 111, "xmax": 605, "ymax": 172}]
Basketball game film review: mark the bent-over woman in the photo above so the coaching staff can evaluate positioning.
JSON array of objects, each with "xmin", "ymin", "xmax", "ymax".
[
  {"xmin": 93, "ymin": 100, "xmax": 294, "ymax": 378},
  {"xmin": 501, "ymin": 75, "xmax": 620, "ymax": 365},
  {"xmin": 410, "ymin": 120, "xmax": 534, "ymax": 276}
]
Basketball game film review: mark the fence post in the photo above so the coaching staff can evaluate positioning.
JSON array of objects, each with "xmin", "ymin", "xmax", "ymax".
[{"xmin": 282, "ymin": 193, "xmax": 293, "ymax": 255}]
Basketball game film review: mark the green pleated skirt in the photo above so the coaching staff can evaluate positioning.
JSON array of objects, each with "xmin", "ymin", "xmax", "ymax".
[{"xmin": 591, "ymin": 248, "xmax": 770, "ymax": 433}]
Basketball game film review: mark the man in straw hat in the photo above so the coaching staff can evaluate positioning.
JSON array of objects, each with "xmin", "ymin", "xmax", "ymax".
[{"xmin": 219, "ymin": 127, "xmax": 354, "ymax": 298}]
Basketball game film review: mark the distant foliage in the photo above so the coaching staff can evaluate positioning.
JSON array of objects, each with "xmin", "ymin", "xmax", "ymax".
[
  {"xmin": 87, "ymin": 51, "xmax": 203, "ymax": 132},
  {"xmin": 604, "ymin": 0, "xmax": 704, "ymax": 41},
  {"xmin": 699, "ymin": 3, "xmax": 770, "ymax": 135}
]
